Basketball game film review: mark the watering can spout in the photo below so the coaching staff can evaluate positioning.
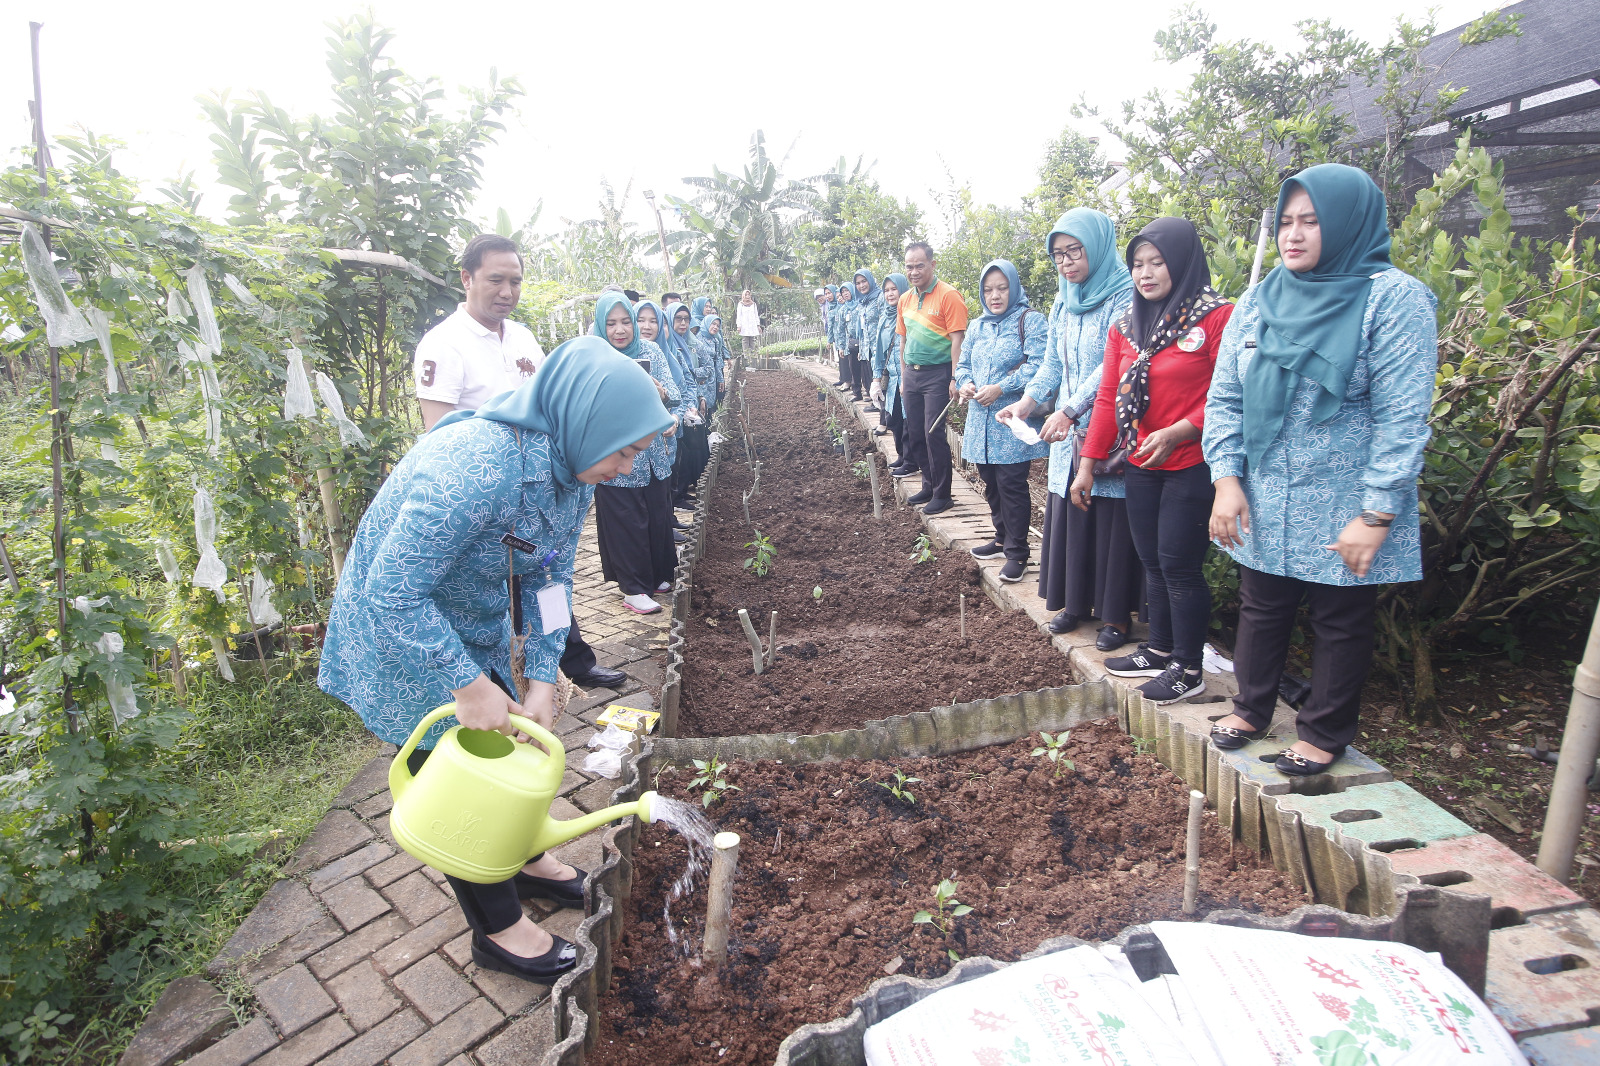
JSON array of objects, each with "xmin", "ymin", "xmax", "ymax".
[{"xmin": 528, "ymin": 791, "xmax": 658, "ymax": 857}]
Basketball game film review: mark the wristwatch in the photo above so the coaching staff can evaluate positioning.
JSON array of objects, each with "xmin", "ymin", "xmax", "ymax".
[{"xmin": 1359, "ymin": 510, "xmax": 1394, "ymax": 527}]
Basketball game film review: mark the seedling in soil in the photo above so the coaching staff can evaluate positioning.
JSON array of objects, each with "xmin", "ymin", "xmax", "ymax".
[
  {"xmin": 812, "ymin": 585, "xmax": 823, "ymax": 601},
  {"xmin": 913, "ymin": 878, "xmax": 973, "ymax": 936},
  {"xmin": 1131, "ymin": 735, "xmax": 1157, "ymax": 756},
  {"xmin": 879, "ymin": 769, "xmax": 922, "ymax": 804},
  {"xmin": 825, "ymin": 415, "xmax": 845, "ymax": 447},
  {"xmin": 688, "ymin": 757, "xmax": 742, "ymax": 809},
  {"xmin": 851, "ymin": 459, "xmax": 870, "ymax": 480},
  {"xmin": 1031, "ymin": 731, "xmax": 1075, "ymax": 778},
  {"xmin": 908, "ymin": 534, "xmax": 935, "ymax": 564},
  {"xmin": 744, "ymin": 531, "xmax": 777, "ymax": 577}
]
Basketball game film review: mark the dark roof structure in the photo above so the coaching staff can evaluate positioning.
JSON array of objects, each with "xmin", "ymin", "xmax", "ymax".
[{"xmin": 1340, "ymin": 0, "xmax": 1600, "ymax": 238}]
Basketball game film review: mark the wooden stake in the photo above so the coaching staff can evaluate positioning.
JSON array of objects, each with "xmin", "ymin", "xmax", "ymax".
[
  {"xmin": 737, "ymin": 608, "xmax": 765, "ymax": 675},
  {"xmin": 959, "ymin": 593, "xmax": 966, "ymax": 641},
  {"xmin": 867, "ymin": 454, "xmax": 881, "ymax": 519},
  {"xmin": 1183, "ymin": 790, "xmax": 1204, "ymax": 914},
  {"xmin": 766, "ymin": 611, "xmax": 777, "ymax": 668},
  {"xmin": 703, "ymin": 831, "xmax": 741, "ymax": 966}
]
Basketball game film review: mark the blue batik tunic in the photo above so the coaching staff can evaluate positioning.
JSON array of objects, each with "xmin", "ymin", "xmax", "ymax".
[
  {"xmin": 606, "ymin": 338, "xmax": 687, "ymax": 487},
  {"xmin": 1025, "ymin": 290, "xmax": 1133, "ymax": 499},
  {"xmin": 319, "ymin": 418, "xmax": 590, "ymax": 747},
  {"xmin": 840, "ymin": 296, "xmax": 859, "ymax": 344},
  {"xmin": 689, "ymin": 332, "xmax": 719, "ymax": 406},
  {"xmin": 871, "ymin": 310, "xmax": 902, "ymax": 414},
  {"xmin": 955, "ymin": 306, "xmax": 1050, "ymax": 466},
  {"xmin": 1202, "ymin": 268, "xmax": 1437, "ymax": 586}
]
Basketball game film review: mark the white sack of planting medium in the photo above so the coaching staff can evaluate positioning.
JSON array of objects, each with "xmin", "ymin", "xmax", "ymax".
[
  {"xmin": 1150, "ymin": 922, "xmax": 1526, "ymax": 1065},
  {"xmin": 863, "ymin": 945, "xmax": 1199, "ymax": 1066}
]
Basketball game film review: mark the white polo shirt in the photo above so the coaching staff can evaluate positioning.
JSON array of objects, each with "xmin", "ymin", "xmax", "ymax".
[{"xmin": 414, "ymin": 304, "xmax": 546, "ymax": 410}]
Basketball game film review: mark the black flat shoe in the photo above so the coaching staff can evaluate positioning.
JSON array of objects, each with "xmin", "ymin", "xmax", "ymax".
[
  {"xmin": 1095, "ymin": 625, "xmax": 1129, "ymax": 652},
  {"xmin": 1210, "ymin": 723, "xmax": 1269, "ymax": 751},
  {"xmin": 1272, "ymin": 748, "xmax": 1341, "ymax": 776},
  {"xmin": 672, "ymin": 530, "xmax": 688, "ymax": 543},
  {"xmin": 1047, "ymin": 611, "xmax": 1078, "ymax": 635},
  {"xmin": 906, "ymin": 488, "xmax": 933, "ymax": 505},
  {"xmin": 567, "ymin": 665, "xmax": 626, "ymax": 689},
  {"xmin": 514, "ymin": 866, "xmax": 588, "ymax": 908},
  {"xmin": 671, "ymin": 518, "xmax": 689, "ymax": 529},
  {"xmin": 471, "ymin": 932, "xmax": 577, "ymax": 983}
]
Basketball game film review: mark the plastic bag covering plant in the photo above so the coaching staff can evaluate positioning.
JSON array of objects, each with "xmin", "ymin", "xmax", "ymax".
[
  {"xmin": 179, "ymin": 341, "xmax": 223, "ymax": 455},
  {"xmin": 282, "ymin": 348, "xmax": 315, "ymax": 420},
  {"xmin": 249, "ymin": 566, "xmax": 283, "ymax": 628},
  {"xmin": 191, "ymin": 486, "xmax": 227, "ymax": 597},
  {"xmin": 315, "ymin": 371, "xmax": 367, "ymax": 447},
  {"xmin": 85, "ymin": 306, "xmax": 117, "ymax": 393},
  {"xmin": 18, "ymin": 222, "xmax": 95, "ymax": 346}
]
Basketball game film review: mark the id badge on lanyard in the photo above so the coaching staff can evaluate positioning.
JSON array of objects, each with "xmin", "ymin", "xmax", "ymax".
[{"xmin": 502, "ymin": 531, "xmax": 570, "ymax": 635}]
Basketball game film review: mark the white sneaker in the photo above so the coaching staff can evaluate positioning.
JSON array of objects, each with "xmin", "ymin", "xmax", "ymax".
[{"xmin": 622, "ymin": 594, "xmax": 662, "ymax": 615}]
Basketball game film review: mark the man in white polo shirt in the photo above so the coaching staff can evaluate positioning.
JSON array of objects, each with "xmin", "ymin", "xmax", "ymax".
[
  {"xmin": 415, "ymin": 234, "xmax": 546, "ymax": 431},
  {"xmin": 413, "ymin": 234, "xmax": 626, "ymax": 691}
]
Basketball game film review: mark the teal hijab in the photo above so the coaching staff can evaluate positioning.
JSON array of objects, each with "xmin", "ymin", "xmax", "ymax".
[
  {"xmin": 434, "ymin": 337, "xmax": 672, "ymax": 494},
  {"xmin": 591, "ymin": 292, "xmax": 642, "ymax": 360},
  {"xmin": 852, "ymin": 269, "xmax": 881, "ymax": 305},
  {"xmin": 691, "ymin": 296, "xmax": 715, "ymax": 331},
  {"xmin": 1244, "ymin": 164, "xmax": 1392, "ymax": 469},
  {"xmin": 976, "ymin": 260, "xmax": 1028, "ymax": 324},
  {"xmin": 1047, "ymin": 208, "xmax": 1132, "ymax": 315}
]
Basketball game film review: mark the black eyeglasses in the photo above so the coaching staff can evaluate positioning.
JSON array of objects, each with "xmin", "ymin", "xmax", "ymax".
[{"xmin": 1049, "ymin": 246, "xmax": 1087, "ymax": 263}]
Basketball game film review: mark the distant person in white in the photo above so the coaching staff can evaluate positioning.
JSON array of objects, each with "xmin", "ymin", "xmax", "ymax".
[
  {"xmin": 736, "ymin": 289, "xmax": 761, "ymax": 355},
  {"xmin": 415, "ymin": 234, "xmax": 545, "ymax": 431}
]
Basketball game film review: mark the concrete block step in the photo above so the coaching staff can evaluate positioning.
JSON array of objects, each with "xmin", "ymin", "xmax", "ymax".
[
  {"xmin": 1387, "ymin": 834, "xmax": 1587, "ymax": 928},
  {"xmin": 1485, "ymin": 908, "xmax": 1600, "ymax": 1039},
  {"xmin": 1520, "ymin": 1024, "xmax": 1600, "ymax": 1064}
]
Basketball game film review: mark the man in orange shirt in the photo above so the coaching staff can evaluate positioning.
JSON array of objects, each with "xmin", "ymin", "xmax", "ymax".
[{"xmin": 895, "ymin": 242, "xmax": 968, "ymax": 515}]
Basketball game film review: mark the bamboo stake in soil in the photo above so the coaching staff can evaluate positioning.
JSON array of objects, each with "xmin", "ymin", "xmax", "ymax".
[
  {"xmin": 703, "ymin": 831, "xmax": 741, "ymax": 966},
  {"xmin": 867, "ymin": 453, "xmax": 882, "ymax": 519},
  {"xmin": 766, "ymin": 611, "xmax": 777, "ymax": 669},
  {"xmin": 737, "ymin": 609, "xmax": 765, "ymax": 675},
  {"xmin": 960, "ymin": 593, "xmax": 966, "ymax": 641},
  {"xmin": 316, "ymin": 465, "xmax": 348, "ymax": 579},
  {"xmin": 1183, "ymin": 789, "xmax": 1204, "ymax": 914}
]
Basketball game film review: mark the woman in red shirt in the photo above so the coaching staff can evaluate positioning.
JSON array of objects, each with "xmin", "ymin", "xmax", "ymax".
[{"xmin": 1074, "ymin": 217, "xmax": 1233, "ymax": 704}]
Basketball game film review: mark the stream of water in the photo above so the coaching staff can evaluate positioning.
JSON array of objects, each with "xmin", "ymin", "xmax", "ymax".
[{"xmin": 646, "ymin": 795, "xmax": 718, "ymax": 954}]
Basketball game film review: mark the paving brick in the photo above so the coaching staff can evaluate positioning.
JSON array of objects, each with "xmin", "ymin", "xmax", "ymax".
[
  {"xmin": 180, "ymin": 1017, "xmax": 277, "ymax": 1066},
  {"xmin": 381, "ymin": 871, "xmax": 452, "ymax": 925},
  {"xmin": 118, "ymin": 975, "xmax": 232, "ymax": 1066},
  {"xmin": 389, "ymin": 999, "xmax": 503, "ymax": 1066},
  {"xmin": 472, "ymin": 1010, "xmax": 557, "ymax": 1066},
  {"xmin": 255, "ymin": 964, "xmax": 336, "ymax": 1037},
  {"xmin": 253, "ymin": 1014, "xmax": 354, "ymax": 1066},
  {"xmin": 320, "ymin": 876, "xmax": 393, "ymax": 932},
  {"xmin": 420, "ymin": 864, "xmax": 448, "ymax": 885},
  {"xmin": 442, "ymin": 931, "xmax": 475, "ymax": 968},
  {"xmin": 318, "ymin": 1009, "xmax": 426, "ymax": 1066},
  {"xmin": 392, "ymin": 953, "xmax": 476, "ymax": 1024},
  {"xmin": 570, "ymin": 778, "xmax": 621, "ymax": 814},
  {"xmin": 374, "ymin": 907, "xmax": 470, "ymax": 976},
  {"xmin": 307, "ymin": 915, "xmax": 410, "ymax": 981},
  {"xmin": 325, "ymin": 961, "xmax": 402, "ymax": 1033},
  {"xmin": 468, "ymin": 964, "xmax": 550, "ymax": 1015},
  {"xmin": 331, "ymin": 755, "xmax": 392, "ymax": 810},
  {"xmin": 1277, "ymin": 780, "xmax": 1476, "ymax": 851},
  {"xmin": 209, "ymin": 880, "xmax": 326, "ymax": 976},
  {"xmin": 239, "ymin": 917, "xmax": 344, "ymax": 985},
  {"xmin": 365, "ymin": 849, "xmax": 424, "ymax": 888},
  {"xmin": 308, "ymin": 842, "xmax": 394, "ymax": 895},
  {"xmin": 1388, "ymin": 834, "xmax": 1587, "ymax": 926},
  {"xmin": 284, "ymin": 810, "xmax": 375, "ymax": 876},
  {"xmin": 1486, "ymin": 908, "xmax": 1600, "ymax": 1038},
  {"xmin": 1520, "ymin": 1024, "xmax": 1600, "ymax": 1065}
]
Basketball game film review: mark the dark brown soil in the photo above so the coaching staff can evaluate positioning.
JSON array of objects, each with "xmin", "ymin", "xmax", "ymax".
[
  {"xmin": 679, "ymin": 372, "xmax": 1073, "ymax": 737},
  {"xmin": 589, "ymin": 722, "xmax": 1305, "ymax": 1066}
]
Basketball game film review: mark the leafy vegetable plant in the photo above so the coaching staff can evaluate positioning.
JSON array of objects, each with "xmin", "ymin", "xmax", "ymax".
[
  {"xmin": 908, "ymin": 534, "xmax": 935, "ymax": 564},
  {"xmin": 1031, "ymin": 731, "xmax": 1075, "ymax": 778},
  {"xmin": 914, "ymin": 878, "xmax": 973, "ymax": 937},
  {"xmin": 852, "ymin": 459, "xmax": 870, "ymax": 480},
  {"xmin": 880, "ymin": 768, "xmax": 922, "ymax": 804},
  {"xmin": 688, "ymin": 756, "xmax": 742, "ymax": 809},
  {"xmin": 743, "ymin": 531, "xmax": 777, "ymax": 577}
]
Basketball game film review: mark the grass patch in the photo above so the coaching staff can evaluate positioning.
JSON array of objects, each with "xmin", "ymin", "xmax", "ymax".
[{"xmin": 757, "ymin": 338, "xmax": 829, "ymax": 357}]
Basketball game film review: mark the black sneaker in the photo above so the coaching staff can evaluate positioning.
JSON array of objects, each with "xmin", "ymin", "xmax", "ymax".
[
  {"xmin": 999, "ymin": 559, "xmax": 1025, "ymax": 582},
  {"xmin": 1104, "ymin": 644, "xmax": 1172, "ymax": 678},
  {"xmin": 1136, "ymin": 662, "xmax": 1205, "ymax": 705},
  {"xmin": 922, "ymin": 497, "xmax": 954, "ymax": 515},
  {"xmin": 906, "ymin": 488, "xmax": 934, "ymax": 505},
  {"xmin": 891, "ymin": 466, "xmax": 920, "ymax": 479},
  {"xmin": 969, "ymin": 541, "xmax": 1004, "ymax": 560}
]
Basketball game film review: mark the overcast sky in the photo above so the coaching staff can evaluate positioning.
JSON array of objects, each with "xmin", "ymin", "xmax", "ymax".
[{"xmin": 4, "ymin": 0, "xmax": 1494, "ymax": 241}]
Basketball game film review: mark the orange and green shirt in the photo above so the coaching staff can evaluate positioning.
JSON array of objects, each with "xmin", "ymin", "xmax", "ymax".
[{"xmin": 897, "ymin": 278, "xmax": 969, "ymax": 366}]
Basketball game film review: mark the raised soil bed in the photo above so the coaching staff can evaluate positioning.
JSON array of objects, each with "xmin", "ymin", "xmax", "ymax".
[
  {"xmin": 679, "ymin": 371, "xmax": 1073, "ymax": 737},
  {"xmin": 588, "ymin": 720, "xmax": 1304, "ymax": 1066}
]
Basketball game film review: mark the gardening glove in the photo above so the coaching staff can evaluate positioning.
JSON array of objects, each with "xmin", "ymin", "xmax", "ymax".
[{"xmin": 870, "ymin": 380, "xmax": 885, "ymax": 404}]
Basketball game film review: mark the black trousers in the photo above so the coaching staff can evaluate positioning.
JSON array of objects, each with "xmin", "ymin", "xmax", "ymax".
[
  {"xmin": 1122, "ymin": 463, "xmax": 1213, "ymax": 670},
  {"xmin": 901, "ymin": 362, "xmax": 954, "ymax": 500},
  {"xmin": 885, "ymin": 386, "xmax": 906, "ymax": 457},
  {"xmin": 835, "ymin": 342, "xmax": 850, "ymax": 385},
  {"xmin": 1231, "ymin": 566, "xmax": 1378, "ymax": 753},
  {"xmin": 594, "ymin": 478, "xmax": 674, "ymax": 596},
  {"xmin": 846, "ymin": 343, "xmax": 869, "ymax": 398},
  {"xmin": 1038, "ymin": 491, "xmax": 1143, "ymax": 627},
  {"xmin": 976, "ymin": 462, "xmax": 1033, "ymax": 562},
  {"xmin": 405, "ymin": 671, "xmax": 539, "ymax": 938}
]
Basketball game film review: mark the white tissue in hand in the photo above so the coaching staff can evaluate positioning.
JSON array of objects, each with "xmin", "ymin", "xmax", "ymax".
[{"xmin": 1001, "ymin": 413, "xmax": 1043, "ymax": 445}]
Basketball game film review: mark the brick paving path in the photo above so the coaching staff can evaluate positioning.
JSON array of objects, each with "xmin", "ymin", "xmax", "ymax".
[{"xmin": 123, "ymin": 518, "xmax": 674, "ymax": 1066}]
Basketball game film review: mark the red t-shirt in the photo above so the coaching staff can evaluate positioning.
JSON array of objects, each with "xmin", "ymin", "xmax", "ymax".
[{"xmin": 1081, "ymin": 303, "xmax": 1233, "ymax": 471}]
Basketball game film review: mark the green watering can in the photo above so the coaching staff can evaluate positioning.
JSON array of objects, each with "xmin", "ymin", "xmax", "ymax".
[{"xmin": 389, "ymin": 704, "xmax": 658, "ymax": 884}]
